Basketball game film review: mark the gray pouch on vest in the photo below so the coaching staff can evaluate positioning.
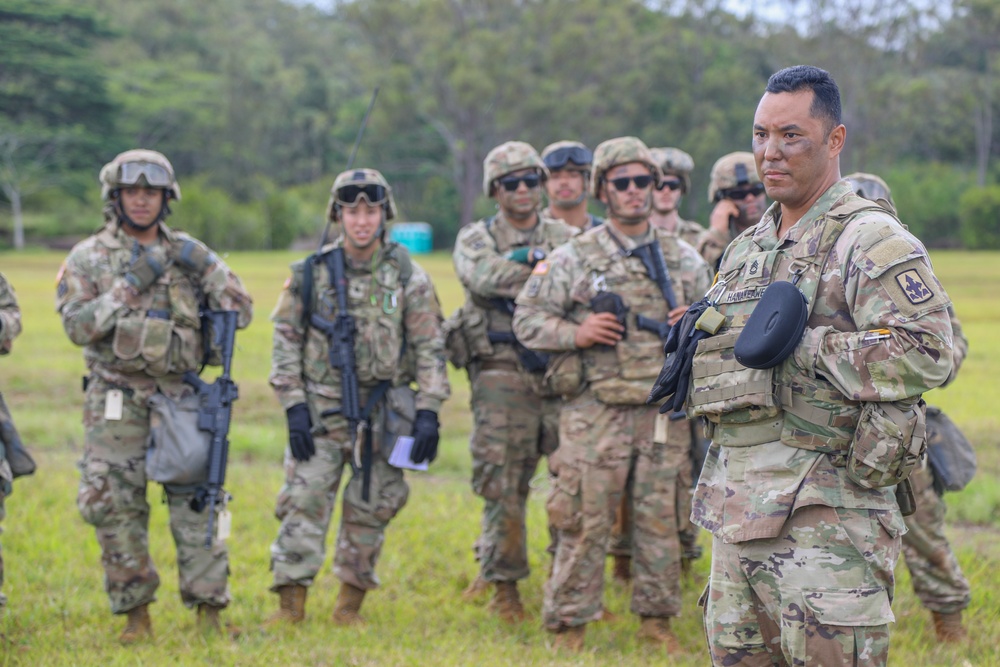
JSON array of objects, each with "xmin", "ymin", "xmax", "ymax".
[
  {"xmin": 924, "ymin": 405, "xmax": 977, "ymax": 493},
  {"xmin": 146, "ymin": 393, "xmax": 211, "ymax": 486},
  {"xmin": 0, "ymin": 392, "xmax": 36, "ymax": 478},
  {"xmin": 735, "ymin": 280, "xmax": 808, "ymax": 369},
  {"xmin": 382, "ymin": 385, "xmax": 417, "ymax": 452}
]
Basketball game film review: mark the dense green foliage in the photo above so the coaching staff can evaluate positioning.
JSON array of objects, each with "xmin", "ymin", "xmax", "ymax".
[
  {"xmin": 958, "ymin": 185, "xmax": 1000, "ymax": 249},
  {"xmin": 1, "ymin": 0, "xmax": 999, "ymax": 249}
]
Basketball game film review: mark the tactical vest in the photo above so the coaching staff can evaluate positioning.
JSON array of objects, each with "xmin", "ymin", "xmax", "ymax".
[
  {"xmin": 688, "ymin": 198, "xmax": 887, "ymax": 452},
  {"xmin": 299, "ymin": 242, "xmax": 414, "ymax": 389},
  {"xmin": 576, "ymin": 229, "xmax": 681, "ymax": 405},
  {"xmin": 106, "ymin": 238, "xmax": 205, "ymax": 377}
]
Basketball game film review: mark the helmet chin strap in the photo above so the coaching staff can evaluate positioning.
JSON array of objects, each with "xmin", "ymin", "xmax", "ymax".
[{"xmin": 553, "ymin": 191, "xmax": 587, "ymax": 208}]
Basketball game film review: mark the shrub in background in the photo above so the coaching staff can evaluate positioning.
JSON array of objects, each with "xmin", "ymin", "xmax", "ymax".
[{"xmin": 958, "ymin": 185, "xmax": 1000, "ymax": 250}]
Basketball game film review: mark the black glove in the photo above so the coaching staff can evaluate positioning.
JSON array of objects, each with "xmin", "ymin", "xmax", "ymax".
[
  {"xmin": 286, "ymin": 403, "xmax": 315, "ymax": 462},
  {"xmin": 410, "ymin": 409, "xmax": 440, "ymax": 464},
  {"xmin": 124, "ymin": 244, "xmax": 167, "ymax": 292},
  {"xmin": 172, "ymin": 238, "xmax": 216, "ymax": 275},
  {"xmin": 647, "ymin": 298, "xmax": 710, "ymax": 408}
]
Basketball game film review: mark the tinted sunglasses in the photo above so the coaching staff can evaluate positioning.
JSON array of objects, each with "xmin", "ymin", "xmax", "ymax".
[
  {"xmin": 723, "ymin": 183, "xmax": 765, "ymax": 200},
  {"xmin": 118, "ymin": 162, "xmax": 172, "ymax": 188},
  {"xmin": 336, "ymin": 183, "xmax": 387, "ymax": 206},
  {"xmin": 499, "ymin": 174, "xmax": 541, "ymax": 191},
  {"xmin": 656, "ymin": 179, "xmax": 683, "ymax": 192},
  {"xmin": 543, "ymin": 145, "xmax": 593, "ymax": 170},
  {"xmin": 609, "ymin": 175, "xmax": 653, "ymax": 191}
]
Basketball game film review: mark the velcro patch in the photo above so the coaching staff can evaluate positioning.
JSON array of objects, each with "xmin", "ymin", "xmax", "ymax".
[
  {"xmin": 877, "ymin": 259, "xmax": 949, "ymax": 319},
  {"xmin": 532, "ymin": 260, "xmax": 549, "ymax": 275},
  {"xmin": 525, "ymin": 275, "xmax": 542, "ymax": 298}
]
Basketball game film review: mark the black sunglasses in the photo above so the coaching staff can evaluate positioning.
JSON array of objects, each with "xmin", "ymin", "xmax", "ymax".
[
  {"xmin": 543, "ymin": 145, "xmax": 593, "ymax": 170},
  {"xmin": 656, "ymin": 179, "xmax": 683, "ymax": 192},
  {"xmin": 609, "ymin": 175, "xmax": 653, "ymax": 192},
  {"xmin": 336, "ymin": 183, "xmax": 387, "ymax": 206},
  {"xmin": 499, "ymin": 174, "xmax": 541, "ymax": 191},
  {"xmin": 723, "ymin": 183, "xmax": 765, "ymax": 200}
]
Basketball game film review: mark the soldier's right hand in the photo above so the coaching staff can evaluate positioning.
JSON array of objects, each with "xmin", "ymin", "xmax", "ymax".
[
  {"xmin": 709, "ymin": 199, "xmax": 740, "ymax": 233},
  {"xmin": 574, "ymin": 312, "xmax": 624, "ymax": 349},
  {"xmin": 124, "ymin": 244, "xmax": 168, "ymax": 292},
  {"xmin": 286, "ymin": 403, "xmax": 315, "ymax": 462}
]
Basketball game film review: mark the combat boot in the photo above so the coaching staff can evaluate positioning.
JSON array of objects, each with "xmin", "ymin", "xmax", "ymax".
[
  {"xmin": 551, "ymin": 624, "xmax": 586, "ymax": 652},
  {"xmin": 119, "ymin": 603, "xmax": 153, "ymax": 645},
  {"xmin": 262, "ymin": 584, "xmax": 308, "ymax": 628},
  {"xmin": 612, "ymin": 555, "xmax": 632, "ymax": 583},
  {"xmin": 637, "ymin": 616, "xmax": 682, "ymax": 652},
  {"xmin": 487, "ymin": 581, "xmax": 526, "ymax": 624},
  {"xmin": 332, "ymin": 583, "xmax": 367, "ymax": 626},
  {"xmin": 461, "ymin": 573, "xmax": 491, "ymax": 602},
  {"xmin": 197, "ymin": 604, "xmax": 241, "ymax": 639},
  {"xmin": 932, "ymin": 611, "xmax": 968, "ymax": 643}
]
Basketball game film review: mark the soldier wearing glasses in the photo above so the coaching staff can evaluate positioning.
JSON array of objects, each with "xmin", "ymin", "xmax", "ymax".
[
  {"xmin": 698, "ymin": 151, "xmax": 768, "ymax": 269},
  {"xmin": 452, "ymin": 142, "xmax": 575, "ymax": 622},
  {"xmin": 648, "ymin": 147, "xmax": 707, "ymax": 250},
  {"xmin": 513, "ymin": 137, "xmax": 711, "ymax": 651},
  {"xmin": 540, "ymin": 141, "xmax": 603, "ymax": 231},
  {"xmin": 264, "ymin": 168, "xmax": 449, "ymax": 627}
]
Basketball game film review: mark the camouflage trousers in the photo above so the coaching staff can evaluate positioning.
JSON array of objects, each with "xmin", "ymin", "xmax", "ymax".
[
  {"xmin": 702, "ymin": 504, "xmax": 900, "ymax": 666},
  {"xmin": 469, "ymin": 367, "xmax": 558, "ymax": 583},
  {"xmin": 543, "ymin": 392, "xmax": 683, "ymax": 630},
  {"xmin": 77, "ymin": 377, "xmax": 230, "ymax": 615},
  {"xmin": 270, "ymin": 413, "xmax": 408, "ymax": 592},
  {"xmin": 901, "ymin": 462, "xmax": 970, "ymax": 614}
]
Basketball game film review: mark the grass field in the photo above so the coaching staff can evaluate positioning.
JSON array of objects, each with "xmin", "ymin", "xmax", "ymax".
[{"xmin": 0, "ymin": 249, "xmax": 997, "ymax": 666}]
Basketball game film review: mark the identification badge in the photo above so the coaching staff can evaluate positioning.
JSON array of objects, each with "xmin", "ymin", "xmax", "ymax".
[
  {"xmin": 217, "ymin": 509, "xmax": 232, "ymax": 541},
  {"xmin": 653, "ymin": 413, "xmax": 669, "ymax": 445},
  {"xmin": 104, "ymin": 389, "xmax": 124, "ymax": 421}
]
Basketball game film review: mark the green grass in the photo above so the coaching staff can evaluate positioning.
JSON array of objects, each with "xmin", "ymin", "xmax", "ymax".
[{"xmin": 0, "ymin": 249, "xmax": 996, "ymax": 666}]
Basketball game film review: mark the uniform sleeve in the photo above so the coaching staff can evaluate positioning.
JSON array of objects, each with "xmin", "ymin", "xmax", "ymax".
[
  {"xmin": 268, "ymin": 263, "xmax": 308, "ymax": 409},
  {"xmin": 453, "ymin": 223, "xmax": 532, "ymax": 300},
  {"xmin": 943, "ymin": 305, "xmax": 968, "ymax": 386},
  {"xmin": 55, "ymin": 248, "xmax": 139, "ymax": 346},
  {"xmin": 512, "ymin": 244, "xmax": 581, "ymax": 352},
  {"xmin": 0, "ymin": 273, "xmax": 21, "ymax": 354},
  {"xmin": 793, "ymin": 220, "xmax": 954, "ymax": 402},
  {"xmin": 201, "ymin": 256, "xmax": 253, "ymax": 329},
  {"xmin": 696, "ymin": 228, "xmax": 731, "ymax": 270},
  {"xmin": 677, "ymin": 241, "xmax": 713, "ymax": 305},
  {"xmin": 403, "ymin": 265, "xmax": 450, "ymax": 413}
]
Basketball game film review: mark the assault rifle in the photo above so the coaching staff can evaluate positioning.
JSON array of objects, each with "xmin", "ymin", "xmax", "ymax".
[
  {"xmin": 183, "ymin": 310, "xmax": 239, "ymax": 549},
  {"xmin": 630, "ymin": 241, "xmax": 679, "ymax": 341},
  {"xmin": 487, "ymin": 297, "xmax": 550, "ymax": 373}
]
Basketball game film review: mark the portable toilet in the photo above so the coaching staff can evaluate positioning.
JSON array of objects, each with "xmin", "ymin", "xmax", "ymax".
[{"xmin": 389, "ymin": 222, "xmax": 433, "ymax": 254}]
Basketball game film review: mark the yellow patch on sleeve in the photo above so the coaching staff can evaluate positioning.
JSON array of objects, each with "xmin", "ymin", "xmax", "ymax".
[
  {"xmin": 532, "ymin": 260, "xmax": 549, "ymax": 275},
  {"xmin": 55, "ymin": 262, "xmax": 66, "ymax": 285},
  {"xmin": 283, "ymin": 276, "xmax": 292, "ymax": 289}
]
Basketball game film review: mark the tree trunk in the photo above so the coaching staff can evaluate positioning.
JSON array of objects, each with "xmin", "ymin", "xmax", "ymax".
[{"xmin": 11, "ymin": 188, "xmax": 23, "ymax": 250}]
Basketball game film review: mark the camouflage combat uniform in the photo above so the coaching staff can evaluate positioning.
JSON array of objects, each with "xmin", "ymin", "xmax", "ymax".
[
  {"xmin": 541, "ymin": 207, "xmax": 603, "ymax": 232},
  {"xmin": 56, "ymin": 221, "xmax": 253, "ymax": 615},
  {"xmin": 690, "ymin": 182, "xmax": 954, "ymax": 665},
  {"xmin": 268, "ymin": 239, "xmax": 449, "ymax": 592},
  {"xmin": 0, "ymin": 272, "xmax": 22, "ymax": 608},
  {"xmin": 513, "ymin": 222, "xmax": 712, "ymax": 630},
  {"xmin": 453, "ymin": 211, "xmax": 575, "ymax": 584}
]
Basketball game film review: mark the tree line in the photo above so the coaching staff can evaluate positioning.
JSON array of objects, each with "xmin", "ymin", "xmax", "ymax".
[{"xmin": 1, "ymin": 0, "xmax": 998, "ymax": 250}]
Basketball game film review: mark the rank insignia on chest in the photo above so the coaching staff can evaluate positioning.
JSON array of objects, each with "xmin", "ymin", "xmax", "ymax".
[{"xmin": 895, "ymin": 268, "xmax": 933, "ymax": 304}]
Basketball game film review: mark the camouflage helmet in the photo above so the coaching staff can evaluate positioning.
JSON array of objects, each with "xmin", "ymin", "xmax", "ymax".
[
  {"xmin": 326, "ymin": 167, "xmax": 397, "ymax": 222},
  {"xmin": 845, "ymin": 172, "xmax": 895, "ymax": 208},
  {"xmin": 541, "ymin": 140, "xmax": 593, "ymax": 172},
  {"xmin": 590, "ymin": 136, "xmax": 661, "ymax": 198},
  {"xmin": 99, "ymin": 149, "xmax": 181, "ymax": 202},
  {"xmin": 708, "ymin": 151, "xmax": 761, "ymax": 202},
  {"xmin": 650, "ymin": 147, "xmax": 694, "ymax": 194},
  {"xmin": 483, "ymin": 141, "xmax": 548, "ymax": 197}
]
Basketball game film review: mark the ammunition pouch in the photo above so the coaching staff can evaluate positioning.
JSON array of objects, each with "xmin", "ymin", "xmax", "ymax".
[
  {"xmin": 846, "ymin": 399, "xmax": 926, "ymax": 489},
  {"xmin": 382, "ymin": 385, "xmax": 417, "ymax": 452},
  {"xmin": 542, "ymin": 351, "xmax": 585, "ymax": 397},
  {"xmin": 444, "ymin": 305, "xmax": 493, "ymax": 369},
  {"xmin": 146, "ymin": 392, "xmax": 211, "ymax": 487}
]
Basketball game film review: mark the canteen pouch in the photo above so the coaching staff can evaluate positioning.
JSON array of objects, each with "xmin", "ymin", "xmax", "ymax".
[
  {"xmin": 924, "ymin": 406, "xmax": 977, "ymax": 493},
  {"xmin": 146, "ymin": 392, "xmax": 211, "ymax": 486},
  {"xmin": 382, "ymin": 385, "xmax": 417, "ymax": 452},
  {"xmin": 846, "ymin": 399, "xmax": 926, "ymax": 489},
  {"xmin": 734, "ymin": 281, "xmax": 808, "ymax": 369}
]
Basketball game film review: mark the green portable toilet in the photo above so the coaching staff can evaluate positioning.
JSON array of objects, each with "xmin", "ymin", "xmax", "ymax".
[{"xmin": 389, "ymin": 222, "xmax": 433, "ymax": 254}]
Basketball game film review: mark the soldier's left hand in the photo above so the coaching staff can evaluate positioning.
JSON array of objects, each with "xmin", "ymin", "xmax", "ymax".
[
  {"xmin": 171, "ymin": 238, "xmax": 217, "ymax": 275},
  {"xmin": 410, "ymin": 410, "xmax": 440, "ymax": 464}
]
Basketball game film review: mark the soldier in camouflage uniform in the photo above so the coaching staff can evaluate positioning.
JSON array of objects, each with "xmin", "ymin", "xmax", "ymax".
[
  {"xmin": 452, "ymin": 141, "xmax": 575, "ymax": 621},
  {"xmin": 513, "ymin": 136, "xmax": 712, "ymax": 652},
  {"xmin": 697, "ymin": 151, "xmax": 768, "ymax": 270},
  {"xmin": 612, "ymin": 146, "xmax": 708, "ymax": 584},
  {"xmin": 265, "ymin": 168, "xmax": 449, "ymax": 628},
  {"xmin": 0, "ymin": 272, "xmax": 23, "ymax": 609},
  {"xmin": 56, "ymin": 150, "xmax": 253, "ymax": 643},
  {"xmin": 541, "ymin": 141, "xmax": 603, "ymax": 231},
  {"xmin": 675, "ymin": 67, "xmax": 954, "ymax": 666},
  {"xmin": 846, "ymin": 172, "xmax": 971, "ymax": 643}
]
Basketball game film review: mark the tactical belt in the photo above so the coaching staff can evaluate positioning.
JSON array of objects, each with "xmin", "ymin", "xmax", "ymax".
[
  {"xmin": 478, "ymin": 360, "xmax": 519, "ymax": 372},
  {"xmin": 713, "ymin": 419, "xmax": 783, "ymax": 447}
]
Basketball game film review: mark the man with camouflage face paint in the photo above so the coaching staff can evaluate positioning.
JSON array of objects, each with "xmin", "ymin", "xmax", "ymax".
[
  {"xmin": 56, "ymin": 149, "xmax": 253, "ymax": 643},
  {"xmin": 698, "ymin": 151, "xmax": 768, "ymax": 269},
  {"xmin": 0, "ymin": 272, "xmax": 23, "ymax": 610},
  {"xmin": 451, "ymin": 141, "xmax": 575, "ymax": 622},
  {"xmin": 265, "ymin": 168, "xmax": 449, "ymax": 628},
  {"xmin": 541, "ymin": 140, "xmax": 603, "ymax": 231},
  {"xmin": 514, "ymin": 136, "xmax": 712, "ymax": 652},
  {"xmin": 847, "ymin": 172, "xmax": 971, "ymax": 643}
]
